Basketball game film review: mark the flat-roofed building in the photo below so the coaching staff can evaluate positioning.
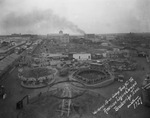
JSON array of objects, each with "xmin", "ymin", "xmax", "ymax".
[
  {"xmin": 47, "ymin": 31, "xmax": 70, "ymax": 43},
  {"xmin": 73, "ymin": 53, "xmax": 91, "ymax": 60}
]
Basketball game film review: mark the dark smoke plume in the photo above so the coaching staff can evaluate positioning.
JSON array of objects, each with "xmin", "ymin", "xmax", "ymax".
[
  {"xmin": 0, "ymin": 0, "xmax": 4, "ymax": 4},
  {"xmin": 1, "ymin": 9, "xmax": 85, "ymax": 34}
]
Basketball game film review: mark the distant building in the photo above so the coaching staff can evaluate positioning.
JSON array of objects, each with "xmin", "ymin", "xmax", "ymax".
[
  {"xmin": 0, "ymin": 35, "xmax": 31, "ymax": 41},
  {"xmin": 84, "ymin": 34, "xmax": 95, "ymax": 41},
  {"xmin": 84, "ymin": 34, "xmax": 95, "ymax": 39},
  {"xmin": 47, "ymin": 31, "xmax": 70, "ymax": 43},
  {"xmin": 122, "ymin": 47, "xmax": 138, "ymax": 57},
  {"xmin": 101, "ymin": 42, "xmax": 109, "ymax": 46},
  {"xmin": 105, "ymin": 35, "xmax": 116, "ymax": 40},
  {"xmin": 106, "ymin": 49, "xmax": 129, "ymax": 58},
  {"xmin": 42, "ymin": 53, "xmax": 62, "ymax": 58},
  {"xmin": 41, "ymin": 53, "xmax": 68, "ymax": 60},
  {"xmin": 84, "ymin": 34, "xmax": 101, "ymax": 42},
  {"xmin": 60, "ymin": 34, "xmax": 70, "ymax": 43},
  {"xmin": 73, "ymin": 53, "xmax": 91, "ymax": 60},
  {"xmin": 69, "ymin": 35, "xmax": 84, "ymax": 40},
  {"xmin": 91, "ymin": 53, "xmax": 103, "ymax": 60}
]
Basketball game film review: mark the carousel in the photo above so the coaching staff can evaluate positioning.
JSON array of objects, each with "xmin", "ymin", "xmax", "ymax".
[{"xmin": 18, "ymin": 67, "xmax": 55, "ymax": 88}]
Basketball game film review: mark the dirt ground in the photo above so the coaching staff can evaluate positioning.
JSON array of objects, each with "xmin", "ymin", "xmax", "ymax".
[{"xmin": 0, "ymin": 57, "xmax": 150, "ymax": 118}]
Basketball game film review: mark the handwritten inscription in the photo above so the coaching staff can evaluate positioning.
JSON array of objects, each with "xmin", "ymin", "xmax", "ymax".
[
  {"xmin": 93, "ymin": 77, "xmax": 142, "ymax": 115},
  {"xmin": 127, "ymin": 96, "xmax": 142, "ymax": 109}
]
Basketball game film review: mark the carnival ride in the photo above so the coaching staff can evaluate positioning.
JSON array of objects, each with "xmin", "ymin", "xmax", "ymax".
[
  {"xmin": 71, "ymin": 68, "xmax": 114, "ymax": 88},
  {"xmin": 18, "ymin": 67, "xmax": 56, "ymax": 88}
]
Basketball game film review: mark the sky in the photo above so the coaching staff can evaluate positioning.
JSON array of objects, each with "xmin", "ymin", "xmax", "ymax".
[{"xmin": 0, "ymin": 0, "xmax": 150, "ymax": 35}]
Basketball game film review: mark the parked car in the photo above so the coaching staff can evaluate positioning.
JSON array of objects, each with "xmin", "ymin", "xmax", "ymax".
[
  {"xmin": 117, "ymin": 75, "xmax": 124, "ymax": 82},
  {"xmin": 0, "ymin": 85, "xmax": 6, "ymax": 99}
]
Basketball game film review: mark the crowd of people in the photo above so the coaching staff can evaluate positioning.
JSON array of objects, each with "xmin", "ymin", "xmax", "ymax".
[{"xmin": 74, "ymin": 68, "xmax": 109, "ymax": 85}]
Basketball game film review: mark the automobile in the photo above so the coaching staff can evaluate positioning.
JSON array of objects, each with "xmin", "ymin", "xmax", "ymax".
[
  {"xmin": 0, "ymin": 85, "xmax": 6, "ymax": 99},
  {"xmin": 117, "ymin": 75, "xmax": 124, "ymax": 82}
]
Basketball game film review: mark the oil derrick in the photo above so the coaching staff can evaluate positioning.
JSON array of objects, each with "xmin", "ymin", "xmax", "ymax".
[{"xmin": 61, "ymin": 84, "xmax": 72, "ymax": 117}]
